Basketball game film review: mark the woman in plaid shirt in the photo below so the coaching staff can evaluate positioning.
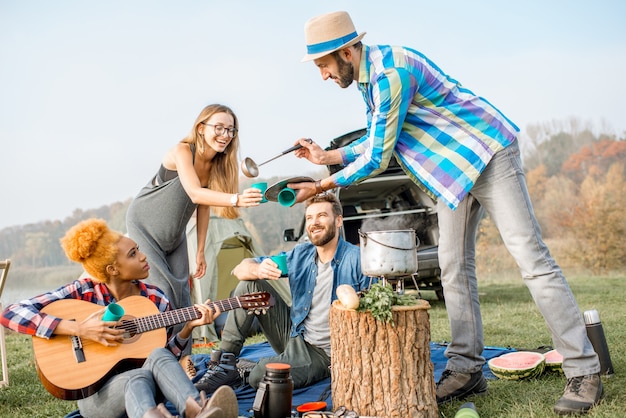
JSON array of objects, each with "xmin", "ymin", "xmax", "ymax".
[{"xmin": 1, "ymin": 219, "xmax": 236, "ymax": 418}]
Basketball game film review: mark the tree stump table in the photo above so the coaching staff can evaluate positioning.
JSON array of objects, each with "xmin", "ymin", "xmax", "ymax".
[{"xmin": 329, "ymin": 299, "xmax": 437, "ymax": 418}]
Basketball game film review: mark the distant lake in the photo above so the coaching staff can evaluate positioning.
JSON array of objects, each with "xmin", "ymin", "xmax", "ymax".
[
  {"xmin": 1, "ymin": 285, "xmax": 56, "ymax": 306},
  {"xmin": 1, "ymin": 266, "xmax": 83, "ymax": 307}
]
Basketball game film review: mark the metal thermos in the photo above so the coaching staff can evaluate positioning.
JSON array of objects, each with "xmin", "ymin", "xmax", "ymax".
[
  {"xmin": 253, "ymin": 363, "xmax": 293, "ymax": 418},
  {"xmin": 584, "ymin": 309, "xmax": 614, "ymax": 375},
  {"xmin": 455, "ymin": 402, "xmax": 479, "ymax": 418}
]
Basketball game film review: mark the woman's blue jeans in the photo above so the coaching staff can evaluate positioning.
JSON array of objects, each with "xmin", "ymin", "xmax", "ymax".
[
  {"xmin": 436, "ymin": 140, "xmax": 600, "ymax": 379},
  {"xmin": 77, "ymin": 348, "xmax": 198, "ymax": 418}
]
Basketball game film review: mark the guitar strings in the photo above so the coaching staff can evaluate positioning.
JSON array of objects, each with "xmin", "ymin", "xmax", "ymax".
[{"xmin": 114, "ymin": 294, "xmax": 267, "ymax": 334}]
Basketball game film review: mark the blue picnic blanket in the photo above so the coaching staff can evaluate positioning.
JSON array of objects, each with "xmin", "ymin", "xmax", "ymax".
[
  {"xmin": 193, "ymin": 341, "xmax": 514, "ymax": 417},
  {"xmin": 65, "ymin": 341, "xmax": 514, "ymax": 418}
]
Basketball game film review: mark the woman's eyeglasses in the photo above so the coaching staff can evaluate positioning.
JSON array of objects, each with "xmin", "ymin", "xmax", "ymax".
[{"xmin": 202, "ymin": 122, "xmax": 237, "ymax": 138}]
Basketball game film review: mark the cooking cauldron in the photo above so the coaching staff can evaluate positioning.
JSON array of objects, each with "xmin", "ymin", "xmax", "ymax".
[{"xmin": 358, "ymin": 229, "xmax": 418, "ymax": 277}]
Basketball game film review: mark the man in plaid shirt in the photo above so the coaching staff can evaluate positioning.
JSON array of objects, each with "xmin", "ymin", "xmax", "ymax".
[{"xmin": 290, "ymin": 11, "xmax": 603, "ymax": 416}]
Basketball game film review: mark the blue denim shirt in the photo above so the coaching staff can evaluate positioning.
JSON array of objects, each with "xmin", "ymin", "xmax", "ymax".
[{"xmin": 258, "ymin": 238, "xmax": 370, "ymax": 338}]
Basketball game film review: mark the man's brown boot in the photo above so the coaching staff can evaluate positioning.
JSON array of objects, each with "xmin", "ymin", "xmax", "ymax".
[{"xmin": 554, "ymin": 374, "xmax": 603, "ymax": 415}]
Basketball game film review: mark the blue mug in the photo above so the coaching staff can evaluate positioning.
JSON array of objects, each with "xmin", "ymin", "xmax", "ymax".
[
  {"xmin": 277, "ymin": 188, "xmax": 296, "ymax": 207},
  {"xmin": 251, "ymin": 182, "xmax": 268, "ymax": 203},
  {"xmin": 270, "ymin": 254, "xmax": 288, "ymax": 277},
  {"xmin": 102, "ymin": 303, "xmax": 125, "ymax": 322}
]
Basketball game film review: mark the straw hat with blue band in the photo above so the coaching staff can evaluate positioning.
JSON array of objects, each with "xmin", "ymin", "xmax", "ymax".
[{"xmin": 301, "ymin": 11, "xmax": 366, "ymax": 62}]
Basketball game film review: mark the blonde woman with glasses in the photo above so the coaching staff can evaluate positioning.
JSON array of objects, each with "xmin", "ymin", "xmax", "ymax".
[{"xmin": 127, "ymin": 104, "xmax": 262, "ymax": 354}]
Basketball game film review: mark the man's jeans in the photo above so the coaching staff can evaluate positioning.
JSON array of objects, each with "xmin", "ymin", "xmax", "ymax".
[
  {"xmin": 220, "ymin": 279, "xmax": 331, "ymax": 389},
  {"xmin": 436, "ymin": 140, "xmax": 600, "ymax": 379}
]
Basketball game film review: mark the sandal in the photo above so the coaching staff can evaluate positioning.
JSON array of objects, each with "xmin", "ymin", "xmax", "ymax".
[
  {"xmin": 186, "ymin": 387, "xmax": 238, "ymax": 418},
  {"xmin": 302, "ymin": 409, "xmax": 359, "ymax": 418},
  {"xmin": 205, "ymin": 386, "xmax": 238, "ymax": 418}
]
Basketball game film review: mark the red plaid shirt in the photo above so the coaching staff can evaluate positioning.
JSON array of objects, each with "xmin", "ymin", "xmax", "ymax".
[{"xmin": 0, "ymin": 277, "xmax": 189, "ymax": 356}]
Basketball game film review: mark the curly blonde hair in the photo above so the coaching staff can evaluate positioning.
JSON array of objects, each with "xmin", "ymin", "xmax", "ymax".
[
  {"xmin": 60, "ymin": 218, "xmax": 122, "ymax": 283},
  {"xmin": 181, "ymin": 103, "xmax": 240, "ymax": 219}
]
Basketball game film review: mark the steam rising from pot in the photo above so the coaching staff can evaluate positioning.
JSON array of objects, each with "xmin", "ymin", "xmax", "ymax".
[{"xmin": 359, "ymin": 201, "xmax": 438, "ymax": 246}]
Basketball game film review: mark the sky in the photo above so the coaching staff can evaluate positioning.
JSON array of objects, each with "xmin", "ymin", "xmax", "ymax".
[{"xmin": 1, "ymin": 0, "xmax": 625, "ymax": 229}]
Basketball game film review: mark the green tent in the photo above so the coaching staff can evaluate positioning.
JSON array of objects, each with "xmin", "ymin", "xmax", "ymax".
[{"xmin": 186, "ymin": 216, "xmax": 291, "ymax": 342}]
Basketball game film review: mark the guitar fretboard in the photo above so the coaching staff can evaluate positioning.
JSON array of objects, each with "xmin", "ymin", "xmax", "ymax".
[{"xmin": 119, "ymin": 297, "xmax": 243, "ymax": 335}]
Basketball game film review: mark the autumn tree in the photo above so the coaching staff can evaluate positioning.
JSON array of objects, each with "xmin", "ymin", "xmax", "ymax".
[
  {"xmin": 561, "ymin": 137, "xmax": 626, "ymax": 184},
  {"xmin": 560, "ymin": 163, "xmax": 626, "ymax": 272},
  {"xmin": 526, "ymin": 164, "xmax": 549, "ymax": 204},
  {"xmin": 23, "ymin": 232, "xmax": 55, "ymax": 267},
  {"xmin": 523, "ymin": 118, "xmax": 596, "ymax": 173}
]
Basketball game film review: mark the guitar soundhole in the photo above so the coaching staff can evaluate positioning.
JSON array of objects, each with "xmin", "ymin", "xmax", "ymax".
[
  {"xmin": 119, "ymin": 318, "xmax": 140, "ymax": 344},
  {"xmin": 122, "ymin": 332, "xmax": 141, "ymax": 344}
]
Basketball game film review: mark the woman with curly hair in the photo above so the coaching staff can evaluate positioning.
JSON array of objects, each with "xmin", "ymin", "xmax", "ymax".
[
  {"xmin": 126, "ymin": 104, "xmax": 262, "ymax": 351},
  {"xmin": 1, "ymin": 218, "xmax": 237, "ymax": 418}
]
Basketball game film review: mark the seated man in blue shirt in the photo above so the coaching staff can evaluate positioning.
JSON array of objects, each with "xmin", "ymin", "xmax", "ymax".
[{"xmin": 195, "ymin": 193, "xmax": 370, "ymax": 392}]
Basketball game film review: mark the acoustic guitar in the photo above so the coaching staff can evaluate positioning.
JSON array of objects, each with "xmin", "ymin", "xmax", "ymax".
[{"xmin": 32, "ymin": 292, "xmax": 273, "ymax": 400}]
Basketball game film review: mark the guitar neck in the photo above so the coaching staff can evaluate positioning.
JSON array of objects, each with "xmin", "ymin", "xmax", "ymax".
[{"xmin": 126, "ymin": 297, "xmax": 242, "ymax": 334}]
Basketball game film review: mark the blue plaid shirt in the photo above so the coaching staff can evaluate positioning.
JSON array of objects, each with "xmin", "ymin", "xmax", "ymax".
[{"xmin": 331, "ymin": 44, "xmax": 520, "ymax": 209}]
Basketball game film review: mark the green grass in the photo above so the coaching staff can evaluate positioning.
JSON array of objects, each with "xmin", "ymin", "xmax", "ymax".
[
  {"xmin": 426, "ymin": 272, "xmax": 625, "ymax": 418},
  {"xmin": 1, "ymin": 272, "xmax": 624, "ymax": 417}
]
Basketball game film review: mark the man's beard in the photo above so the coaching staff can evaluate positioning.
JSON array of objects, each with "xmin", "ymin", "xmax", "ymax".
[
  {"xmin": 308, "ymin": 224, "xmax": 337, "ymax": 246},
  {"xmin": 335, "ymin": 57, "xmax": 354, "ymax": 88}
]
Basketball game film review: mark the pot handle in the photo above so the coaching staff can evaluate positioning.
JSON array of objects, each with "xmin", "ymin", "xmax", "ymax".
[
  {"xmin": 358, "ymin": 230, "xmax": 367, "ymax": 246},
  {"xmin": 358, "ymin": 230, "xmax": 419, "ymax": 251}
]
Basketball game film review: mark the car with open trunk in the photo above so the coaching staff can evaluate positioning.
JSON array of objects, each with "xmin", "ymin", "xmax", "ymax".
[{"xmin": 283, "ymin": 128, "xmax": 443, "ymax": 300}]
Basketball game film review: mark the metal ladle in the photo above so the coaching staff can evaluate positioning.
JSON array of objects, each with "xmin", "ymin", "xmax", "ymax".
[{"xmin": 241, "ymin": 139, "xmax": 312, "ymax": 178}]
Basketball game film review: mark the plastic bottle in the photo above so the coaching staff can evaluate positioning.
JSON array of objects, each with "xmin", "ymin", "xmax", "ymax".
[
  {"xmin": 584, "ymin": 309, "xmax": 614, "ymax": 375},
  {"xmin": 454, "ymin": 402, "xmax": 479, "ymax": 418}
]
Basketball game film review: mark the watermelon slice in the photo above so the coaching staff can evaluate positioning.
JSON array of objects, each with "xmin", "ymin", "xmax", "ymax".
[
  {"xmin": 544, "ymin": 349, "xmax": 564, "ymax": 373},
  {"xmin": 488, "ymin": 351, "xmax": 546, "ymax": 380}
]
